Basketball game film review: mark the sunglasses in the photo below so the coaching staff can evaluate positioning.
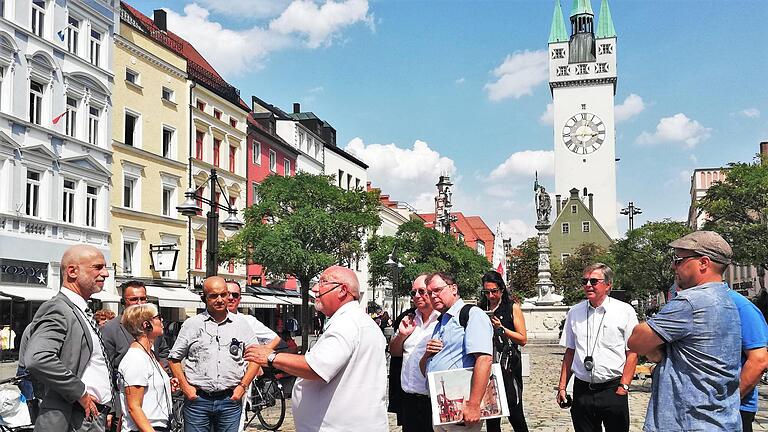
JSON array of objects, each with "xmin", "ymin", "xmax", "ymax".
[
  {"xmin": 409, "ymin": 289, "xmax": 428, "ymax": 297},
  {"xmin": 481, "ymin": 288, "xmax": 500, "ymax": 295},
  {"xmin": 229, "ymin": 292, "xmax": 241, "ymax": 299},
  {"xmin": 125, "ymin": 296, "xmax": 147, "ymax": 302},
  {"xmin": 581, "ymin": 278, "xmax": 605, "ymax": 286},
  {"xmin": 672, "ymin": 254, "xmax": 701, "ymax": 266}
]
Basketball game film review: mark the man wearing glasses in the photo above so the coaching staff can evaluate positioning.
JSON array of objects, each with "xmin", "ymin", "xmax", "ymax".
[
  {"xmin": 102, "ymin": 280, "xmax": 171, "ymax": 428},
  {"xmin": 243, "ymin": 265, "xmax": 388, "ymax": 431},
  {"xmin": 169, "ymin": 276, "xmax": 260, "ymax": 432},
  {"xmin": 556, "ymin": 263, "xmax": 638, "ymax": 432},
  {"xmin": 420, "ymin": 272, "xmax": 493, "ymax": 432},
  {"xmin": 389, "ymin": 274, "xmax": 440, "ymax": 431},
  {"xmin": 629, "ymin": 231, "xmax": 742, "ymax": 431}
]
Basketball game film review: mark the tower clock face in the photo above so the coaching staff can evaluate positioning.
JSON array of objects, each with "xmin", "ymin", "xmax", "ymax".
[{"xmin": 562, "ymin": 113, "xmax": 606, "ymax": 154}]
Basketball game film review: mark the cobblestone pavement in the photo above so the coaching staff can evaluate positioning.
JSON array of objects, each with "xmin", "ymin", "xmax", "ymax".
[{"xmin": 246, "ymin": 344, "xmax": 768, "ymax": 431}]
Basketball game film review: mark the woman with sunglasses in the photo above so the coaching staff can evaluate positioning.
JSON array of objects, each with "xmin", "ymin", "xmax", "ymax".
[
  {"xmin": 478, "ymin": 270, "xmax": 529, "ymax": 432},
  {"xmin": 118, "ymin": 304, "xmax": 174, "ymax": 432}
]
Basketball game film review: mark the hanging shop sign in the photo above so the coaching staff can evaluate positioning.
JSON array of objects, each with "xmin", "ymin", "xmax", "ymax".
[{"xmin": 0, "ymin": 259, "xmax": 48, "ymax": 286}]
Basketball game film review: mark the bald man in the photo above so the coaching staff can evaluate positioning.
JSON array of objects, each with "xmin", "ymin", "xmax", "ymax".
[
  {"xmin": 25, "ymin": 245, "xmax": 114, "ymax": 432},
  {"xmin": 245, "ymin": 265, "xmax": 388, "ymax": 431}
]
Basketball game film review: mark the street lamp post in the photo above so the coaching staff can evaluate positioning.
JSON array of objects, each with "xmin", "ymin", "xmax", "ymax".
[
  {"xmin": 435, "ymin": 174, "xmax": 458, "ymax": 235},
  {"xmin": 620, "ymin": 201, "xmax": 643, "ymax": 231},
  {"xmin": 385, "ymin": 246, "xmax": 405, "ymax": 318},
  {"xmin": 177, "ymin": 168, "xmax": 244, "ymax": 278}
]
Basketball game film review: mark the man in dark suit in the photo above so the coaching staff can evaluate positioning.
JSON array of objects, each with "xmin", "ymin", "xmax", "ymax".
[
  {"xmin": 101, "ymin": 280, "xmax": 170, "ymax": 425},
  {"xmin": 25, "ymin": 244, "xmax": 114, "ymax": 432}
]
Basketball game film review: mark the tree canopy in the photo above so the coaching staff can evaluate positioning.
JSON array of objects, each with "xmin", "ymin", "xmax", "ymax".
[
  {"xmin": 698, "ymin": 156, "xmax": 768, "ymax": 291},
  {"xmin": 366, "ymin": 219, "xmax": 491, "ymax": 299},
  {"xmin": 507, "ymin": 237, "xmax": 539, "ymax": 301}
]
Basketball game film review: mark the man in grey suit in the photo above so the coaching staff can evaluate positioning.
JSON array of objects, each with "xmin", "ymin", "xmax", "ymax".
[{"xmin": 25, "ymin": 244, "xmax": 114, "ymax": 432}]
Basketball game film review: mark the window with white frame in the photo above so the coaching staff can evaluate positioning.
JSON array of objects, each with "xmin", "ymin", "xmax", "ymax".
[
  {"xmin": 89, "ymin": 29, "xmax": 101, "ymax": 67},
  {"xmin": 582, "ymin": 221, "xmax": 590, "ymax": 232},
  {"xmin": 0, "ymin": 67, "xmax": 4, "ymax": 109},
  {"xmin": 31, "ymin": 1, "xmax": 45, "ymax": 37},
  {"xmin": 162, "ymin": 186, "xmax": 173, "ymax": 217},
  {"xmin": 26, "ymin": 171, "xmax": 41, "ymax": 217},
  {"xmin": 252, "ymin": 141, "xmax": 260, "ymax": 165},
  {"xmin": 86, "ymin": 185, "xmax": 97, "ymax": 227},
  {"xmin": 562, "ymin": 222, "xmax": 570, "ymax": 234},
  {"xmin": 124, "ymin": 111, "xmax": 139, "ymax": 147},
  {"xmin": 476, "ymin": 240, "xmax": 486, "ymax": 257},
  {"xmin": 162, "ymin": 126, "xmax": 174, "ymax": 158},
  {"xmin": 571, "ymin": 205, "xmax": 577, "ymax": 214},
  {"xmin": 252, "ymin": 181, "xmax": 259, "ymax": 204},
  {"xmin": 283, "ymin": 159, "xmax": 290, "ymax": 176},
  {"xmin": 122, "ymin": 240, "xmax": 136, "ymax": 276},
  {"xmin": 125, "ymin": 68, "xmax": 139, "ymax": 85},
  {"xmin": 337, "ymin": 169, "xmax": 343, "ymax": 187},
  {"xmin": 123, "ymin": 175, "xmax": 136, "ymax": 208},
  {"xmin": 65, "ymin": 97, "xmax": 77, "ymax": 137},
  {"xmin": 561, "ymin": 253, "xmax": 571, "ymax": 263},
  {"xmin": 67, "ymin": 16, "xmax": 79, "ymax": 54},
  {"xmin": 269, "ymin": 149, "xmax": 276, "ymax": 172},
  {"xmin": 307, "ymin": 136, "xmax": 313, "ymax": 155},
  {"xmin": 0, "ymin": 0, "xmax": 5, "ymax": 19},
  {"xmin": 29, "ymin": 81, "xmax": 43, "ymax": 124},
  {"xmin": 62, "ymin": 179, "xmax": 75, "ymax": 223},
  {"xmin": 161, "ymin": 87, "xmax": 174, "ymax": 102},
  {"xmin": 88, "ymin": 106, "xmax": 99, "ymax": 145},
  {"xmin": 298, "ymin": 131, "xmax": 305, "ymax": 150}
]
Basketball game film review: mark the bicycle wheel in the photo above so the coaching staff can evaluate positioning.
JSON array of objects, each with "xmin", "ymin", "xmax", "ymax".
[{"xmin": 256, "ymin": 378, "xmax": 286, "ymax": 430}]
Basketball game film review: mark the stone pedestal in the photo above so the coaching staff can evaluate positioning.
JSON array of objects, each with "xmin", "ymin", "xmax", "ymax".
[{"xmin": 521, "ymin": 302, "xmax": 570, "ymax": 343}]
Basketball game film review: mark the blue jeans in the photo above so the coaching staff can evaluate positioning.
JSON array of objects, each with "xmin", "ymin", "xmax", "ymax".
[{"xmin": 183, "ymin": 394, "xmax": 242, "ymax": 432}]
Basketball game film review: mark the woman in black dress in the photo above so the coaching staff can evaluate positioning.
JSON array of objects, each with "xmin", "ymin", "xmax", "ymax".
[{"xmin": 479, "ymin": 270, "xmax": 529, "ymax": 432}]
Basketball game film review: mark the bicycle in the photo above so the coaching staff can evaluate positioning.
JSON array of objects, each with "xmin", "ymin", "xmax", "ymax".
[
  {"xmin": 169, "ymin": 392, "xmax": 184, "ymax": 432},
  {"xmin": 0, "ymin": 374, "xmax": 34, "ymax": 432},
  {"xmin": 244, "ymin": 368, "xmax": 286, "ymax": 431}
]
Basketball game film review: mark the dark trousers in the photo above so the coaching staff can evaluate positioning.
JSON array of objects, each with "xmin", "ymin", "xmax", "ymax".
[
  {"xmin": 486, "ymin": 364, "xmax": 528, "ymax": 432},
  {"xmin": 401, "ymin": 392, "xmax": 433, "ymax": 432},
  {"xmin": 571, "ymin": 378, "xmax": 629, "ymax": 432},
  {"xmin": 741, "ymin": 410, "xmax": 755, "ymax": 432}
]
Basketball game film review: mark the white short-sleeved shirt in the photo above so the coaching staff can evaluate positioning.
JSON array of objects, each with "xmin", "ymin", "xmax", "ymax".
[
  {"xmin": 398, "ymin": 309, "xmax": 440, "ymax": 395},
  {"xmin": 240, "ymin": 314, "xmax": 278, "ymax": 344},
  {"xmin": 292, "ymin": 301, "xmax": 388, "ymax": 432},
  {"xmin": 118, "ymin": 347, "xmax": 173, "ymax": 431},
  {"xmin": 560, "ymin": 297, "xmax": 638, "ymax": 383}
]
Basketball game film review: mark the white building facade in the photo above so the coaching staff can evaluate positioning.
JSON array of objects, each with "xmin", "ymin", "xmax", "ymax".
[{"xmin": 0, "ymin": 0, "xmax": 116, "ymax": 307}]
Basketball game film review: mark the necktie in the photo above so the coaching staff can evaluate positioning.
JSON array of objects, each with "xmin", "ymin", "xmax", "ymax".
[{"xmin": 84, "ymin": 307, "xmax": 116, "ymax": 402}]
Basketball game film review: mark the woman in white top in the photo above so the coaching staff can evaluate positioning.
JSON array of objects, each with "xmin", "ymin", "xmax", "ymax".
[{"xmin": 118, "ymin": 304, "xmax": 173, "ymax": 432}]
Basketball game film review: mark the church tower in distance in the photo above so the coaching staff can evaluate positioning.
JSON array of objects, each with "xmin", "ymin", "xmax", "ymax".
[{"xmin": 548, "ymin": 0, "xmax": 618, "ymax": 238}]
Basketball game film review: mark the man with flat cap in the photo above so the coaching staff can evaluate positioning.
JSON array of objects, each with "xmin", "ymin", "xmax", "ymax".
[{"xmin": 628, "ymin": 231, "xmax": 741, "ymax": 431}]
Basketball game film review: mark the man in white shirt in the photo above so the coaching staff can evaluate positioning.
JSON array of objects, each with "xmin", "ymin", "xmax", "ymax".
[
  {"xmin": 25, "ymin": 244, "xmax": 113, "ymax": 432},
  {"xmin": 244, "ymin": 265, "xmax": 388, "ymax": 431},
  {"xmin": 556, "ymin": 263, "xmax": 638, "ymax": 432},
  {"xmin": 389, "ymin": 274, "xmax": 440, "ymax": 432}
]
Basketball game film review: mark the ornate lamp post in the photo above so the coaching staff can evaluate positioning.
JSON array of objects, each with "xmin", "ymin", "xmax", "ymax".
[
  {"xmin": 177, "ymin": 168, "xmax": 244, "ymax": 278},
  {"xmin": 620, "ymin": 201, "xmax": 642, "ymax": 231}
]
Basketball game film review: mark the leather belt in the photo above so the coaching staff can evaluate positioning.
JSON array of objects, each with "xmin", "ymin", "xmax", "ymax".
[
  {"xmin": 576, "ymin": 377, "xmax": 622, "ymax": 391},
  {"xmin": 195, "ymin": 387, "xmax": 234, "ymax": 399}
]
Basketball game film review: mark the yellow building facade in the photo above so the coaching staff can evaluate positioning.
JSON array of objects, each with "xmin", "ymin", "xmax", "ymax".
[{"xmin": 109, "ymin": 16, "xmax": 193, "ymax": 313}]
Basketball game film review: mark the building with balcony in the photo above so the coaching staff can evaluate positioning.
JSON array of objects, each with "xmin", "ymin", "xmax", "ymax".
[{"xmin": 0, "ymin": 0, "xmax": 117, "ymax": 334}]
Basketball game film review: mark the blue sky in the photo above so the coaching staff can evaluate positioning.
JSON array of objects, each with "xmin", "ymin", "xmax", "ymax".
[{"xmin": 128, "ymin": 0, "xmax": 768, "ymax": 245}]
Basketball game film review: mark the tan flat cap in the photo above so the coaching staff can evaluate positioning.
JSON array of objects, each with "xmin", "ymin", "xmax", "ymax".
[{"xmin": 669, "ymin": 231, "xmax": 733, "ymax": 265}]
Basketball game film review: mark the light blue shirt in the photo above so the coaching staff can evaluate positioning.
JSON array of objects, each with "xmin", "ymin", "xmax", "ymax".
[{"xmin": 426, "ymin": 299, "xmax": 493, "ymax": 373}]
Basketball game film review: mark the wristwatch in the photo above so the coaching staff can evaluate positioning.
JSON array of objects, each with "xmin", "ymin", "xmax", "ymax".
[
  {"xmin": 619, "ymin": 383, "xmax": 630, "ymax": 392},
  {"xmin": 267, "ymin": 351, "xmax": 278, "ymax": 368}
]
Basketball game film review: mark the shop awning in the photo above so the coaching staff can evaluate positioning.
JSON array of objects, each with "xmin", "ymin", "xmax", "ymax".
[
  {"xmin": 145, "ymin": 285, "xmax": 203, "ymax": 309},
  {"xmin": 91, "ymin": 290, "xmax": 121, "ymax": 303},
  {"xmin": 0, "ymin": 286, "xmax": 57, "ymax": 301},
  {"xmin": 238, "ymin": 295, "xmax": 263, "ymax": 307},
  {"xmin": 254, "ymin": 295, "xmax": 291, "ymax": 307},
  {"xmin": 281, "ymin": 296, "xmax": 304, "ymax": 306}
]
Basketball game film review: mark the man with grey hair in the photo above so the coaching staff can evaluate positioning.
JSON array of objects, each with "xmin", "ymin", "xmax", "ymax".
[
  {"xmin": 557, "ymin": 263, "xmax": 638, "ymax": 432},
  {"xmin": 244, "ymin": 265, "xmax": 388, "ymax": 431},
  {"xmin": 629, "ymin": 231, "xmax": 741, "ymax": 431}
]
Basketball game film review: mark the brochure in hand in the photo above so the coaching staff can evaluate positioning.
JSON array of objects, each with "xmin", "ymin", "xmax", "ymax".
[{"xmin": 427, "ymin": 363, "xmax": 509, "ymax": 426}]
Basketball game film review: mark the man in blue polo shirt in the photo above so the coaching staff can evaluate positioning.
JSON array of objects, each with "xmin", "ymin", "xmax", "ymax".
[{"xmin": 420, "ymin": 272, "xmax": 493, "ymax": 432}]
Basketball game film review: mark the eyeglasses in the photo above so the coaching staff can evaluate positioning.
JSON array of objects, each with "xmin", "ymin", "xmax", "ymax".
[
  {"xmin": 409, "ymin": 289, "xmax": 427, "ymax": 297},
  {"xmin": 316, "ymin": 281, "xmax": 344, "ymax": 298},
  {"xmin": 581, "ymin": 278, "xmax": 605, "ymax": 286},
  {"xmin": 672, "ymin": 254, "xmax": 701, "ymax": 266},
  {"xmin": 229, "ymin": 292, "xmax": 241, "ymax": 299},
  {"xmin": 125, "ymin": 296, "xmax": 147, "ymax": 303},
  {"xmin": 152, "ymin": 314, "xmax": 163, "ymax": 321},
  {"xmin": 481, "ymin": 288, "xmax": 500, "ymax": 295},
  {"xmin": 206, "ymin": 292, "xmax": 229, "ymax": 300},
  {"xmin": 429, "ymin": 284, "xmax": 452, "ymax": 295}
]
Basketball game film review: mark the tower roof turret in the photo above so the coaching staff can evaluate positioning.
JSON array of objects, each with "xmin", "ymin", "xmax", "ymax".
[
  {"xmin": 549, "ymin": 1, "xmax": 569, "ymax": 43},
  {"xmin": 570, "ymin": 0, "xmax": 594, "ymax": 17},
  {"xmin": 596, "ymin": 0, "xmax": 616, "ymax": 38}
]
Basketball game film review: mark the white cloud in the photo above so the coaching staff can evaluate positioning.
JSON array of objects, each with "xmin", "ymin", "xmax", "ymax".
[
  {"xmin": 636, "ymin": 113, "xmax": 712, "ymax": 148},
  {"xmin": 455, "ymin": 77, "xmax": 465, "ymax": 85},
  {"xmin": 270, "ymin": 0, "xmax": 373, "ymax": 49},
  {"xmin": 308, "ymin": 86, "xmax": 325, "ymax": 93},
  {"xmin": 488, "ymin": 150, "xmax": 554, "ymax": 180},
  {"xmin": 615, "ymin": 94, "xmax": 645, "ymax": 123},
  {"xmin": 740, "ymin": 108, "xmax": 761, "ymax": 119},
  {"xmin": 539, "ymin": 103, "xmax": 554, "ymax": 125},
  {"xmin": 484, "ymin": 50, "xmax": 548, "ymax": 101},
  {"xmin": 196, "ymin": 0, "xmax": 291, "ymax": 19},
  {"xmin": 498, "ymin": 219, "xmax": 537, "ymax": 246},
  {"xmin": 345, "ymin": 138, "xmax": 456, "ymax": 210}
]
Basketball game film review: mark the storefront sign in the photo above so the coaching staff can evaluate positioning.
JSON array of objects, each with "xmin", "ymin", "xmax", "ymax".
[{"xmin": 0, "ymin": 259, "xmax": 48, "ymax": 286}]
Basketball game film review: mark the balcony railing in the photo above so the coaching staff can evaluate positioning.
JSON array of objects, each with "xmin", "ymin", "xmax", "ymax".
[
  {"xmin": 188, "ymin": 62, "xmax": 241, "ymax": 107},
  {"xmin": 0, "ymin": 214, "xmax": 109, "ymax": 246},
  {"xmin": 120, "ymin": 7, "xmax": 184, "ymax": 55}
]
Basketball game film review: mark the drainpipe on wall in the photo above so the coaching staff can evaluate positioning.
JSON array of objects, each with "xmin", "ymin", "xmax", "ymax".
[{"xmin": 187, "ymin": 81, "xmax": 196, "ymax": 290}]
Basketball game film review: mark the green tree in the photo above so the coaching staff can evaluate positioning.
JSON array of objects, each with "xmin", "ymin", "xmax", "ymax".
[
  {"xmin": 367, "ymin": 220, "xmax": 491, "ymax": 301},
  {"xmin": 220, "ymin": 172, "xmax": 381, "ymax": 348},
  {"xmin": 698, "ymin": 156, "xmax": 768, "ymax": 291},
  {"xmin": 553, "ymin": 242, "xmax": 612, "ymax": 305},
  {"xmin": 610, "ymin": 220, "xmax": 692, "ymax": 302},
  {"xmin": 507, "ymin": 237, "xmax": 539, "ymax": 302}
]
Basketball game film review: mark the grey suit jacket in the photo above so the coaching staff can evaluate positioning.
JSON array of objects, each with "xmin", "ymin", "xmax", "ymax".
[{"xmin": 24, "ymin": 292, "xmax": 97, "ymax": 431}]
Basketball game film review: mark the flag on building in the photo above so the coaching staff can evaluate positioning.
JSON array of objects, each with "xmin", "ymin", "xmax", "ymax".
[
  {"xmin": 52, "ymin": 111, "xmax": 67, "ymax": 125},
  {"xmin": 492, "ymin": 223, "xmax": 507, "ymax": 284}
]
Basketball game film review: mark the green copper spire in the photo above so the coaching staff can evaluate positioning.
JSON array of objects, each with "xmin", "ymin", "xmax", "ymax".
[
  {"xmin": 549, "ymin": 1, "xmax": 568, "ymax": 43},
  {"xmin": 596, "ymin": 0, "xmax": 616, "ymax": 38},
  {"xmin": 570, "ymin": 0, "xmax": 594, "ymax": 17}
]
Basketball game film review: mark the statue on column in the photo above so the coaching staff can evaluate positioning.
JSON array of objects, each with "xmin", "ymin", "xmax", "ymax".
[{"xmin": 534, "ymin": 172, "xmax": 551, "ymax": 225}]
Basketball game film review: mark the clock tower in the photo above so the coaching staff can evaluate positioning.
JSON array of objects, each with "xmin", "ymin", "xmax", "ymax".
[{"xmin": 549, "ymin": 0, "xmax": 618, "ymax": 237}]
